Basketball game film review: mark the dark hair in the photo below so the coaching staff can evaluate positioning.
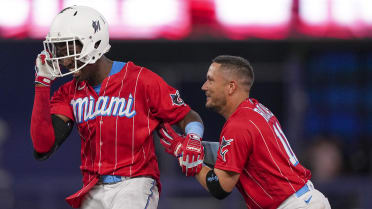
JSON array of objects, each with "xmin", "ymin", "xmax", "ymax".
[{"xmin": 212, "ymin": 55, "xmax": 254, "ymax": 90}]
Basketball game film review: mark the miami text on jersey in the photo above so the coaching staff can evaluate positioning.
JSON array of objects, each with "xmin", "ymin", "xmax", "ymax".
[{"xmin": 70, "ymin": 94, "xmax": 136, "ymax": 123}]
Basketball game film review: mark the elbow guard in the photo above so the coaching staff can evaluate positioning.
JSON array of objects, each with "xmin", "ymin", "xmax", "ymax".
[
  {"xmin": 34, "ymin": 115, "xmax": 73, "ymax": 161},
  {"xmin": 206, "ymin": 170, "xmax": 231, "ymax": 200}
]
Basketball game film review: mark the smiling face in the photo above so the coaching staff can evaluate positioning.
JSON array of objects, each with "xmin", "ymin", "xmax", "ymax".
[{"xmin": 201, "ymin": 63, "xmax": 229, "ymax": 114}]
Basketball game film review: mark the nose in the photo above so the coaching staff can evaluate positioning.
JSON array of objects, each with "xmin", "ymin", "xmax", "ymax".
[{"xmin": 201, "ymin": 81, "xmax": 207, "ymax": 91}]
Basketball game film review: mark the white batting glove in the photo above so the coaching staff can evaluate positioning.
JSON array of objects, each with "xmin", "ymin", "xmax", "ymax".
[{"xmin": 34, "ymin": 50, "xmax": 57, "ymax": 86}]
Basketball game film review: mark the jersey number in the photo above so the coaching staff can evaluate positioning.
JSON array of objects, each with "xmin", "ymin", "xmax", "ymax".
[{"xmin": 272, "ymin": 122, "xmax": 299, "ymax": 166}]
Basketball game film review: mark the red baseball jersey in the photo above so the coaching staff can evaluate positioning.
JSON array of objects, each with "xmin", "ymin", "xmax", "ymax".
[
  {"xmin": 50, "ymin": 61, "xmax": 191, "ymax": 207},
  {"xmin": 214, "ymin": 98, "xmax": 311, "ymax": 209}
]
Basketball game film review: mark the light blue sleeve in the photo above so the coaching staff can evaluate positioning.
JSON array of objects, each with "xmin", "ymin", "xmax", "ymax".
[{"xmin": 185, "ymin": 121, "xmax": 204, "ymax": 137}]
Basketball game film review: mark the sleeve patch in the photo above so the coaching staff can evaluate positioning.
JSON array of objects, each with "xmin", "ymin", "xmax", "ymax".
[
  {"xmin": 170, "ymin": 90, "xmax": 185, "ymax": 106},
  {"xmin": 219, "ymin": 136, "xmax": 234, "ymax": 162}
]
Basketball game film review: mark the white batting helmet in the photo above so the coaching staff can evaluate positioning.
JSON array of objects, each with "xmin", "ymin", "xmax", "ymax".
[{"xmin": 43, "ymin": 5, "xmax": 111, "ymax": 77}]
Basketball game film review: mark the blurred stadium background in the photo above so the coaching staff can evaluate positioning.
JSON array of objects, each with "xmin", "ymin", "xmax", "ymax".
[{"xmin": 0, "ymin": 0, "xmax": 372, "ymax": 208}]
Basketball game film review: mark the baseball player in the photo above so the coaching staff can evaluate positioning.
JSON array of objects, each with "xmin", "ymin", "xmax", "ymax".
[
  {"xmin": 158, "ymin": 55, "xmax": 332, "ymax": 209},
  {"xmin": 30, "ymin": 6, "xmax": 204, "ymax": 209}
]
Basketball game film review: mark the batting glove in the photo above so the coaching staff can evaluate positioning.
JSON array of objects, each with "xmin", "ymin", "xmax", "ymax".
[
  {"xmin": 179, "ymin": 133, "xmax": 204, "ymax": 176},
  {"xmin": 157, "ymin": 123, "xmax": 204, "ymax": 176},
  {"xmin": 157, "ymin": 123, "xmax": 184, "ymax": 157},
  {"xmin": 35, "ymin": 50, "xmax": 57, "ymax": 86}
]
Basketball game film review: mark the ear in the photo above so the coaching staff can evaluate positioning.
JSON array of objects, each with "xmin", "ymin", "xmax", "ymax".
[{"xmin": 227, "ymin": 81, "xmax": 237, "ymax": 95}]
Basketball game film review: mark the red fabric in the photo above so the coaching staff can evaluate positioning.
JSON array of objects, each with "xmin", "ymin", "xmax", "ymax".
[
  {"xmin": 180, "ymin": 133, "xmax": 204, "ymax": 176},
  {"xmin": 214, "ymin": 98, "xmax": 311, "ymax": 209},
  {"xmin": 31, "ymin": 86, "xmax": 55, "ymax": 153},
  {"xmin": 65, "ymin": 176, "xmax": 99, "ymax": 208},
  {"xmin": 50, "ymin": 62, "xmax": 191, "ymax": 207},
  {"xmin": 35, "ymin": 74, "xmax": 53, "ymax": 86},
  {"xmin": 158, "ymin": 123, "xmax": 183, "ymax": 156}
]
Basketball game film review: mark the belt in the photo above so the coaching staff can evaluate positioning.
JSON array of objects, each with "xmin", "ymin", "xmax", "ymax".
[
  {"xmin": 99, "ymin": 175, "xmax": 123, "ymax": 184},
  {"xmin": 295, "ymin": 183, "xmax": 310, "ymax": 198}
]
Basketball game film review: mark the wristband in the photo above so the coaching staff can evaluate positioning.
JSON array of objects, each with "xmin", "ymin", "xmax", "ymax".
[{"xmin": 185, "ymin": 121, "xmax": 204, "ymax": 138}]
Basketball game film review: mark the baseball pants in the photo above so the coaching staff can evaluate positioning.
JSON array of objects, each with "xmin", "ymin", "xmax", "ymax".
[
  {"xmin": 81, "ymin": 176, "xmax": 159, "ymax": 209},
  {"xmin": 277, "ymin": 181, "xmax": 331, "ymax": 209}
]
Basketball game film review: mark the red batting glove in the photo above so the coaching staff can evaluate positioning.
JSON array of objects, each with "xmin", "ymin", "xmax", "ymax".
[
  {"xmin": 157, "ymin": 123, "xmax": 184, "ymax": 157},
  {"xmin": 157, "ymin": 123, "xmax": 204, "ymax": 176},
  {"xmin": 179, "ymin": 133, "xmax": 204, "ymax": 176}
]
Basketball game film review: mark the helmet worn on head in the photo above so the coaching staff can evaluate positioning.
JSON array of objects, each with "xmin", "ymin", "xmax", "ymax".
[{"xmin": 43, "ymin": 5, "xmax": 111, "ymax": 77}]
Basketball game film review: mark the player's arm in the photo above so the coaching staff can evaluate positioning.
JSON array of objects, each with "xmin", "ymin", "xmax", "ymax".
[
  {"xmin": 158, "ymin": 121, "xmax": 204, "ymax": 176},
  {"xmin": 157, "ymin": 123, "xmax": 239, "ymax": 198},
  {"xmin": 32, "ymin": 114, "xmax": 74, "ymax": 160},
  {"xmin": 195, "ymin": 166, "xmax": 240, "ymax": 199},
  {"xmin": 202, "ymin": 141, "xmax": 219, "ymax": 168},
  {"xmin": 176, "ymin": 109, "xmax": 203, "ymax": 133},
  {"xmin": 31, "ymin": 51, "xmax": 73, "ymax": 160}
]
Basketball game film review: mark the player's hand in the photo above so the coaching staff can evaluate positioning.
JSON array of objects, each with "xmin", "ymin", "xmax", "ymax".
[
  {"xmin": 157, "ymin": 123, "xmax": 184, "ymax": 157},
  {"xmin": 180, "ymin": 133, "xmax": 204, "ymax": 176},
  {"xmin": 157, "ymin": 123, "xmax": 204, "ymax": 176},
  {"xmin": 35, "ymin": 50, "xmax": 57, "ymax": 86}
]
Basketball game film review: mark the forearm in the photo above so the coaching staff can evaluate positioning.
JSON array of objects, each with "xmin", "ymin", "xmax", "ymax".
[
  {"xmin": 195, "ymin": 165, "xmax": 212, "ymax": 191},
  {"xmin": 31, "ymin": 86, "xmax": 55, "ymax": 153},
  {"xmin": 177, "ymin": 109, "xmax": 203, "ymax": 132},
  {"xmin": 195, "ymin": 166, "xmax": 236, "ymax": 199}
]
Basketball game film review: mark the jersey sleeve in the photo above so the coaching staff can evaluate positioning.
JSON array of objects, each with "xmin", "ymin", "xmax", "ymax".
[
  {"xmin": 144, "ymin": 70, "xmax": 191, "ymax": 124},
  {"xmin": 214, "ymin": 121, "xmax": 253, "ymax": 174},
  {"xmin": 50, "ymin": 84, "xmax": 75, "ymax": 121}
]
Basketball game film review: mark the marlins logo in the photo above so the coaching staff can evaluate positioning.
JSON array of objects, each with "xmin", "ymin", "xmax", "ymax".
[
  {"xmin": 219, "ymin": 136, "xmax": 233, "ymax": 162},
  {"xmin": 170, "ymin": 90, "xmax": 185, "ymax": 106},
  {"xmin": 92, "ymin": 20, "xmax": 101, "ymax": 33}
]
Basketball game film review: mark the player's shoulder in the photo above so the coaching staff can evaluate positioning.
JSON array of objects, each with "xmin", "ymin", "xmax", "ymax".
[
  {"xmin": 228, "ymin": 98, "xmax": 275, "ymax": 127},
  {"xmin": 224, "ymin": 108, "xmax": 252, "ymax": 132},
  {"xmin": 231, "ymin": 99, "xmax": 259, "ymax": 118},
  {"xmin": 125, "ymin": 61, "xmax": 161, "ymax": 80},
  {"xmin": 238, "ymin": 98, "xmax": 274, "ymax": 118}
]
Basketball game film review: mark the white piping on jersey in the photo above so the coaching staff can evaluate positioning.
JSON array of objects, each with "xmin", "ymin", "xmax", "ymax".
[
  {"xmin": 268, "ymin": 120, "xmax": 294, "ymax": 172},
  {"xmin": 251, "ymin": 106, "xmax": 307, "ymax": 184},
  {"xmin": 271, "ymin": 123, "xmax": 307, "ymax": 183},
  {"xmin": 130, "ymin": 67, "xmax": 143, "ymax": 176},
  {"xmin": 73, "ymin": 82, "xmax": 93, "ymax": 181},
  {"xmin": 143, "ymin": 108, "xmax": 151, "ymax": 160},
  {"xmin": 244, "ymin": 169, "xmax": 273, "ymax": 199},
  {"xmin": 98, "ymin": 76, "xmax": 111, "ymax": 173},
  {"xmin": 243, "ymin": 107, "xmax": 306, "ymax": 185},
  {"xmin": 243, "ymin": 186, "xmax": 264, "ymax": 209},
  {"xmin": 275, "ymin": 123, "xmax": 297, "ymax": 161},
  {"xmin": 113, "ymin": 64, "xmax": 129, "ymax": 175},
  {"xmin": 248, "ymin": 120, "xmax": 296, "ymax": 193},
  {"xmin": 82, "ymin": 86, "xmax": 95, "ymax": 181}
]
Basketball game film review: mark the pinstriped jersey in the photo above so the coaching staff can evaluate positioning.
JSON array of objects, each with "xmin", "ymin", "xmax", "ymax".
[
  {"xmin": 214, "ymin": 98, "xmax": 311, "ymax": 209},
  {"xmin": 50, "ymin": 61, "xmax": 191, "ymax": 207}
]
